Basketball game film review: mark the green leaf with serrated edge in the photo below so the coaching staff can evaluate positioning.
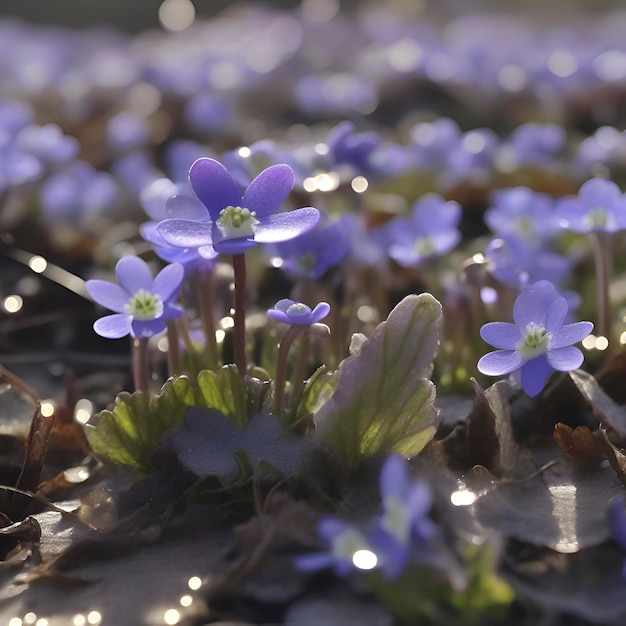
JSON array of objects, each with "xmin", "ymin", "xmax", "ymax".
[
  {"xmin": 196, "ymin": 365, "xmax": 247, "ymax": 427},
  {"xmin": 86, "ymin": 375, "xmax": 196, "ymax": 472},
  {"xmin": 86, "ymin": 365, "xmax": 249, "ymax": 472},
  {"xmin": 314, "ymin": 294, "xmax": 442, "ymax": 468}
]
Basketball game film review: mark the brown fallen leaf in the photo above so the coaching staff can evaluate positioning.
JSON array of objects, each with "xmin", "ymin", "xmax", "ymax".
[{"xmin": 553, "ymin": 423, "xmax": 604, "ymax": 472}]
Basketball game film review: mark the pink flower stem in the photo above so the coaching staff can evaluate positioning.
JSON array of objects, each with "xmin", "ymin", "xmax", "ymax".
[
  {"xmin": 232, "ymin": 253, "xmax": 248, "ymax": 375},
  {"xmin": 590, "ymin": 231, "xmax": 612, "ymax": 343},
  {"xmin": 132, "ymin": 337, "xmax": 150, "ymax": 394},
  {"xmin": 273, "ymin": 325, "xmax": 306, "ymax": 418}
]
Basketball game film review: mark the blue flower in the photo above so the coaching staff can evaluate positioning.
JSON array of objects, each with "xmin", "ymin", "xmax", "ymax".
[
  {"xmin": 477, "ymin": 280, "xmax": 593, "ymax": 397},
  {"xmin": 382, "ymin": 194, "xmax": 461, "ymax": 267},
  {"xmin": 294, "ymin": 518, "xmax": 374, "ymax": 577},
  {"xmin": 369, "ymin": 454, "xmax": 436, "ymax": 580},
  {"xmin": 266, "ymin": 215, "xmax": 352, "ymax": 279},
  {"xmin": 484, "ymin": 187, "xmax": 560, "ymax": 244},
  {"xmin": 157, "ymin": 157, "xmax": 320, "ymax": 255},
  {"xmin": 267, "ymin": 299, "xmax": 330, "ymax": 326},
  {"xmin": 139, "ymin": 177, "xmax": 218, "ymax": 271},
  {"xmin": 557, "ymin": 178, "xmax": 626, "ymax": 233},
  {"xmin": 86, "ymin": 256, "xmax": 184, "ymax": 339}
]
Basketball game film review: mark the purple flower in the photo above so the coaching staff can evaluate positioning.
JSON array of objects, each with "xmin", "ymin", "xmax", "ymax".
[
  {"xmin": 506, "ymin": 122, "xmax": 566, "ymax": 166},
  {"xmin": 267, "ymin": 299, "xmax": 330, "ymax": 326},
  {"xmin": 557, "ymin": 178, "xmax": 626, "ymax": 233},
  {"xmin": 485, "ymin": 187, "xmax": 560, "ymax": 244},
  {"xmin": 86, "ymin": 256, "xmax": 184, "ymax": 339},
  {"xmin": 477, "ymin": 280, "xmax": 593, "ymax": 397},
  {"xmin": 294, "ymin": 518, "xmax": 373, "ymax": 577},
  {"xmin": 383, "ymin": 194, "xmax": 461, "ymax": 267},
  {"xmin": 139, "ymin": 177, "xmax": 218, "ymax": 270},
  {"xmin": 369, "ymin": 454, "xmax": 436, "ymax": 580},
  {"xmin": 40, "ymin": 160, "xmax": 119, "ymax": 226},
  {"xmin": 608, "ymin": 499, "xmax": 626, "ymax": 578},
  {"xmin": 267, "ymin": 216, "xmax": 352, "ymax": 279},
  {"xmin": 326, "ymin": 120, "xmax": 381, "ymax": 173},
  {"xmin": 157, "ymin": 158, "xmax": 320, "ymax": 255},
  {"xmin": 105, "ymin": 112, "xmax": 150, "ymax": 154},
  {"xmin": 484, "ymin": 235, "xmax": 572, "ymax": 290}
]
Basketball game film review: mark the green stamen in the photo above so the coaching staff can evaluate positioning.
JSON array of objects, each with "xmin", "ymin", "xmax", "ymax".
[
  {"xmin": 286, "ymin": 303, "xmax": 310, "ymax": 316},
  {"xmin": 125, "ymin": 289, "xmax": 164, "ymax": 321},
  {"xmin": 216, "ymin": 205, "xmax": 259, "ymax": 239},
  {"xmin": 516, "ymin": 322, "xmax": 551, "ymax": 359}
]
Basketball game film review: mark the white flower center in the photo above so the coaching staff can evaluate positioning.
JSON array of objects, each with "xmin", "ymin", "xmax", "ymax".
[
  {"xmin": 413, "ymin": 236, "xmax": 437, "ymax": 256},
  {"xmin": 286, "ymin": 303, "xmax": 310, "ymax": 316},
  {"xmin": 380, "ymin": 495, "xmax": 410, "ymax": 543},
  {"xmin": 585, "ymin": 206, "xmax": 608, "ymax": 229},
  {"xmin": 216, "ymin": 205, "xmax": 259, "ymax": 240},
  {"xmin": 516, "ymin": 322, "xmax": 551, "ymax": 359},
  {"xmin": 514, "ymin": 216, "xmax": 535, "ymax": 238},
  {"xmin": 332, "ymin": 527, "xmax": 370, "ymax": 561},
  {"xmin": 125, "ymin": 289, "xmax": 164, "ymax": 321}
]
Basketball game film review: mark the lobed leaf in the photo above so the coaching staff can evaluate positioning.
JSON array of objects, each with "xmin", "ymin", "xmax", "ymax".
[
  {"xmin": 86, "ymin": 366, "xmax": 248, "ymax": 472},
  {"xmin": 314, "ymin": 294, "xmax": 442, "ymax": 468}
]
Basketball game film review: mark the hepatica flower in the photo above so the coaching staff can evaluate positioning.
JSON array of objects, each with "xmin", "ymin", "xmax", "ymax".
[
  {"xmin": 383, "ymin": 194, "xmax": 461, "ymax": 267},
  {"xmin": 267, "ymin": 299, "xmax": 330, "ymax": 325},
  {"xmin": 86, "ymin": 256, "xmax": 184, "ymax": 338},
  {"xmin": 557, "ymin": 178, "xmax": 626, "ymax": 233},
  {"xmin": 157, "ymin": 157, "xmax": 320, "ymax": 255},
  {"xmin": 478, "ymin": 280, "xmax": 593, "ymax": 396},
  {"xmin": 369, "ymin": 454, "xmax": 436, "ymax": 580}
]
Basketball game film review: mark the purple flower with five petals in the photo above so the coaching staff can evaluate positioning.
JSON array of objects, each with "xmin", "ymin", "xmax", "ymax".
[
  {"xmin": 557, "ymin": 178, "xmax": 626, "ymax": 234},
  {"xmin": 382, "ymin": 194, "xmax": 462, "ymax": 267},
  {"xmin": 267, "ymin": 299, "xmax": 330, "ymax": 326},
  {"xmin": 369, "ymin": 454, "xmax": 436, "ymax": 580},
  {"xmin": 477, "ymin": 280, "xmax": 593, "ymax": 397},
  {"xmin": 157, "ymin": 157, "xmax": 320, "ymax": 255},
  {"xmin": 86, "ymin": 256, "xmax": 184, "ymax": 339}
]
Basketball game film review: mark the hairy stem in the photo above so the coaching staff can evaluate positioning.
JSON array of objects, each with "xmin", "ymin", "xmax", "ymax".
[
  {"xmin": 232, "ymin": 253, "xmax": 248, "ymax": 375},
  {"xmin": 590, "ymin": 231, "xmax": 612, "ymax": 343},
  {"xmin": 197, "ymin": 269, "xmax": 219, "ymax": 369},
  {"xmin": 132, "ymin": 337, "xmax": 150, "ymax": 394},
  {"xmin": 166, "ymin": 321, "xmax": 181, "ymax": 377},
  {"xmin": 273, "ymin": 325, "xmax": 305, "ymax": 418}
]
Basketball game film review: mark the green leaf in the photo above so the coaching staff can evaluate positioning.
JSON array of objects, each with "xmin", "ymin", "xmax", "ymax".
[
  {"xmin": 86, "ymin": 375, "xmax": 196, "ymax": 472},
  {"xmin": 287, "ymin": 365, "xmax": 338, "ymax": 428},
  {"xmin": 314, "ymin": 294, "xmax": 442, "ymax": 468},
  {"xmin": 196, "ymin": 365, "xmax": 248, "ymax": 427},
  {"xmin": 86, "ymin": 365, "xmax": 249, "ymax": 472}
]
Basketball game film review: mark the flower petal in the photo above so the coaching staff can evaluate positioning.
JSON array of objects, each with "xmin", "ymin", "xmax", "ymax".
[
  {"xmin": 520, "ymin": 355, "xmax": 553, "ymax": 397},
  {"xmin": 293, "ymin": 552, "xmax": 337, "ymax": 573},
  {"xmin": 544, "ymin": 296, "xmax": 568, "ymax": 332},
  {"xmin": 158, "ymin": 218, "xmax": 214, "ymax": 248},
  {"xmin": 477, "ymin": 350, "xmax": 524, "ymax": 376},
  {"xmin": 380, "ymin": 454, "xmax": 410, "ymax": 500},
  {"xmin": 131, "ymin": 318, "xmax": 167, "ymax": 338},
  {"xmin": 579, "ymin": 177, "xmax": 621, "ymax": 209},
  {"xmin": 189, "ymin": 158, "xmax": 241, "ymax": 220},
  {"xmin": 86, "ymin": 280, "xmax": 129, "ymax": 312},
  {"xmin": 94, "ymin": 313, "xmax": 132, "ymax": 338},
  {"xmin": 513, "ymin": 280, "xmax": 560, "ymax": 329},
  {"xmin": 480, "ymin": 322, "xmax": 521, "ymax": 349},
  {"xmin": 213, "ymin": 236, "xmax": 257, "ymax": 255},
  {"xmin": 550, "ymin": 321, "xmax": 593, "ymax": 349},
  {"xmin": 254, "ymin": 207, "xmax": 320, "ymax": 243},
  {"xmin": 546, "ymin": 346, "xmax": 584, "ymax": 371},
  {"xmin": 267, "ymin": 309, "xmax": 290, "ymax": 324},
  {"xmin": 165, "ymin": 193, "xmax": 208, "ymax": 219},
  {"xmin": 311, "ymin": 302, "xmax": 331, "ymax": 322},
  {"xmin": 115, "ymin": 256, "xmax": 153, "ymax": 294},
  {"xmin": 242, "ymin": 164, "xmax": 293, "ymax": 217},
  {"xmin": 152, "ymin": 263, "xmax": 184, "ymax": 302}
]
